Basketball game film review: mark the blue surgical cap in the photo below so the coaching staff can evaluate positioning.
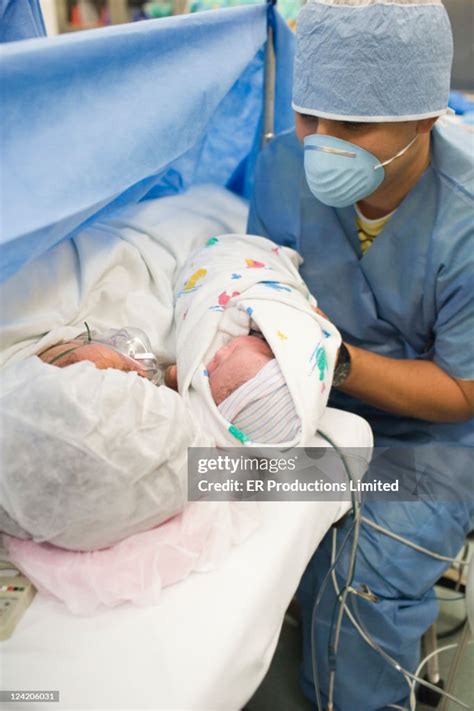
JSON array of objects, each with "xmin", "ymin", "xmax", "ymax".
[{"xmin": 293, "ymin": 0, "xmax": 453, "ymax": 122}]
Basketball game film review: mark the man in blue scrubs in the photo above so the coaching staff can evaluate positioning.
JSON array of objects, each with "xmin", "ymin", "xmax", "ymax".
[{"xmin": 247, "ymin": 1, "xmax": 474, "ymax": 708}]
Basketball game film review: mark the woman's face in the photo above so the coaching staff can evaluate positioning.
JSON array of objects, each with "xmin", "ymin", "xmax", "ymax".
[
  {"xmin": 38, "ymin": 340, "xmax": 147, "ymax": 377},
  {"xmin": 207, "ymin": 335, "xmax": 273, "ymax": 405}
]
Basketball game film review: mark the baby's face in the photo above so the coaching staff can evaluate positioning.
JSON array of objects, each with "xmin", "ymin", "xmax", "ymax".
[{"xmin": 207, "ymin": 335, "xmax": 273, "ymax": 405}]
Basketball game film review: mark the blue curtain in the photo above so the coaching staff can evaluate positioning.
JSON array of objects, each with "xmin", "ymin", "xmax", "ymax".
[{"xmin": 0, "ymin": 4, "xmax": 294, "ymax": 282}]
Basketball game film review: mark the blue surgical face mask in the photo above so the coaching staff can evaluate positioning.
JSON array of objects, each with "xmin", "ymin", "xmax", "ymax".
[{"xmin": 303, "ymin": 133, "xmax": 418, "ymax": 208}]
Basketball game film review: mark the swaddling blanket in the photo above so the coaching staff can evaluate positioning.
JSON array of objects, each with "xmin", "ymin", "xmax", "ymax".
[{"xmin": 174, "ymin": 234, "xmax": 342, "ymax": 447}]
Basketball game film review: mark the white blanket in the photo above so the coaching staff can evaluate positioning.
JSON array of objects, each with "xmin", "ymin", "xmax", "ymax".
[
  {"xmin": 175, "ymin": 234, "xmax": 341, "ymax": 446},
  {"xmin": 0, "ymin": 185, "xmax": 249, "ymax": 368}
]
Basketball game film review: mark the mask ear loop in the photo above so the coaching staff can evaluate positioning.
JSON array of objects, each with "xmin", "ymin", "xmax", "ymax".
[{"xmin": 373, "ymin": 134, "xmax": 418, "ymax": 171}]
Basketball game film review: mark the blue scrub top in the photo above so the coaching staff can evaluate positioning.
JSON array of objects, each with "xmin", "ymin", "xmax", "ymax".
[{"xmin": 247, "ymin": 122, "xmax": 474, "ymax": 446}]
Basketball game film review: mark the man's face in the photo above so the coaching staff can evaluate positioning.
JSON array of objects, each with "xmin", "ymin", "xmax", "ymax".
[
  {"xmin": 207, "ymin": 335, "xmax": 273, "ymax": 406},
  {"xmin": 294, "ymin": 112, "xmax": 422, "ymax": 188}
]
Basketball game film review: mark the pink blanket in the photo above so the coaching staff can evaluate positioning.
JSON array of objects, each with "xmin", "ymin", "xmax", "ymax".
[{"xmin": 3, "ymin": 502, "xmax": 260, "ymax": 615}]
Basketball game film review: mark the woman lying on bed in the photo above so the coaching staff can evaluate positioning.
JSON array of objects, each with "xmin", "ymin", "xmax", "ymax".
[{"xmin": 0, "ymin": 187, "xmax": 252, "ymax": 552}]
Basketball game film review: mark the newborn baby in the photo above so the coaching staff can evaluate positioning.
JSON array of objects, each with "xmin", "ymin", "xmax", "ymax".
[
  {"xmin": 207, "ymin": 333, "xmax": 301, "ymax": 444},
  {"xmin": 167, "ymin": 331, "xmax": 302, "ymax": 443},
  {"xmin": 174, "ymin": 233, "xmax": 341, "ymax": 447}
]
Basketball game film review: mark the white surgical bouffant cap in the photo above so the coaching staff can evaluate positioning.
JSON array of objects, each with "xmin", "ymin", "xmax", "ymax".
[
  {"xmin": 0, "ymin": 357, "xmax": 212, "ymax": 551},
  {"xmin": 292, "ymin": 0, "xmax": 454, "ymax": 122}
]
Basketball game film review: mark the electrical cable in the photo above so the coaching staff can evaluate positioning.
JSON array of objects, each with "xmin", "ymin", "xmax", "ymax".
[
  {"xmin": 314, "ymin": 429, "xmax": 363, "ymax": 711},
  {"xmin": 360, "ymin": 516, "xmax": 471, "ymax": 566},
  {"xmin": 329, "ymin": 543, "xmax": 472, "ymax": 711},
  {"xmin": 310, "ymin": 517, "xmax": 358, "ymax": 711},
  {"xmin": 336, "ymin": 574, "xmax": 471, "ymax": 710},
  {"xmin": 326, "ymin": 516, "xmax": 361, "ymax": 710},
  {"xmin": 408, "ymin": 640, "xmax": 474, "ymax": 711},
  {"xmin": 455, "ymin": 542, "xmax": 470, "ymax": 592},
  {"xmin": 311, "ymin": 430, "xmax": 471, "ymax": 711}
]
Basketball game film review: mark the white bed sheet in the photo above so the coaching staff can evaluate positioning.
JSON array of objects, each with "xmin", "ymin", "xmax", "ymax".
[{"xmin": 1, "ymin": 408, "xmax": 372, "ymax": 711}]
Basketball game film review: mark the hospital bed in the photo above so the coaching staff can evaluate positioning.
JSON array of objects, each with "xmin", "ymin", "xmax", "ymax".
[
  {"xmin": 1, "ymin": 410, "xmax": 372, "ymax": 711},
  {"xmin": 0, "ymin": 5, "xmax": 374, "ymax": 709},
  {"xmin": 0, "ymin": 176, "xmax": 374, "ymax": 708}
]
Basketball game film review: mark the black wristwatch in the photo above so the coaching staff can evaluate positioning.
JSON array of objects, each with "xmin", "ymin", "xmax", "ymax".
[{"xmin": 333, "ymin": 342, "xmax": 351, "ymax": 387}]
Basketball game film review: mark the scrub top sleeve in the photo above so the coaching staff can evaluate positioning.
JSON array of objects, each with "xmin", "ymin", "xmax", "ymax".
[{"xmin": 433, "ymin": 242, "xmax": 474, "ymax": 381}]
